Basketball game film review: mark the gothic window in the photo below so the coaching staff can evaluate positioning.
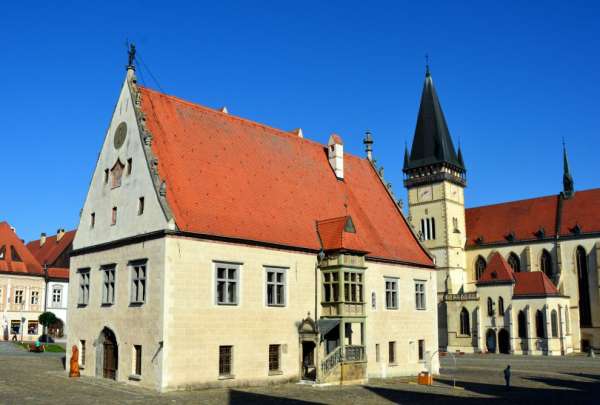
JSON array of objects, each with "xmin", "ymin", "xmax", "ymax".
[
  {"xmin": 535, "ymin": 310, "xmax": 545, "ymax": 338},
  {"xmin": 420, "ymin": 217, "xmax": 436, "ymax": 240},
  {"xmin": 475, "ymin": 256, "xmax": 486, "ymax": 281},
  {"xmin": 498, "ymin": 297, "xmax": 504, "ymax": 316},
  {"xmin": 518, "ymin": 311, "xmax": 527, "ymax": 338},
  {"xmin": 551, "ymin": 310, "xmax": 558, "ymax": 338},
  {"xmin": 460, "ymin": 307, "xmax": 470, "ymax": 336},
  {"xmin": 487, "ymin": 297, "xmax": 494, "ymax": 316},
  {"xmin": 507, "ymin": 252, "xmax": 521, "ymax": 272},
  {"xmin": 576, "ymin": 246, "xmax": 591, "ymax": 327},
  {"xmin": 111, "ymin": 160, "xmax": 125, "ymax": 189},
  {"xmin": 540, "ymin": 250, "xmax": 553, "ymax": 280}
]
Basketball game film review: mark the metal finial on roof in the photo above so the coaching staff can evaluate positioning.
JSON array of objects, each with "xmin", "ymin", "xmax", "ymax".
[
  {"xmin": 127, "ymin": 42, "xmax": 136, "ymax": 71},
  {"xmin": 562, "ymin": 138, "xmax": 574, "ymax": 198},
  {"xmin": 363, "ymin": 130, "xmax": 373, "ymax": 161},
  {"xmin": 425, "ymin": 53, "xmax": 430, "ymax": 77}
]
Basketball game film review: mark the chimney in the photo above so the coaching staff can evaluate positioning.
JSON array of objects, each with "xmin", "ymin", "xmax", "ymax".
[
  {"xmin": 56, "ymin": 228, "xmax": 65, "ymax": 242},
  {"xmin": 328, "ymin": 133, "xmax": 344, "ymax": 180},
  {"xmin": 40, "ymin": 233, "xmax": 47, "ymax": 247},
  {"xmin": 292, "ymin": 128, "xmax": 303, "ymax": 138}
]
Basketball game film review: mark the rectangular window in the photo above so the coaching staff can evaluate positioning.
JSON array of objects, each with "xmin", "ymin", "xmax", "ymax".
[
  {"xmin": 375, "ymin": 343, "xmax": 380, "ymax": 362},
  {"xmin": 81, "ymin": 340, "xmax": 86, "ymax": 366},
  {"xmin": 134, "ymin": 345, "xmax": 142, "ymax": 375},
  {"xmin": 52, "ymin": 287, "xmax": 62, "ymax": 305},
  {"xmin": 322, "ymin": 272, "xmax": 339, "ymax": 303},
  {"xmin": 266, "ymin": 267, "xmax": 286, "ymax": 306},
  {"xmin": 78, "ymin": 269, "xmax": 90, "ymax": 306},
  {"xmin": 389, "ymin": 341, "xmax": 396, "ymax": 364},
  {"xmin": 344, "ymin": 271, "xmax": 363, "ymax": 303},
  {"xmin": 91, "ymin": 212, "xmax": 95, "ymax": 228},
  {"xmin": 31, "ymin": 290, "xmax": 40, "ymax": 305},
  {"xmin": 101, "ymin": 265, "xmax": 116, "ymax": 305},
  {"xmin": 130, "ymin": 260, "xmax": 147, "ymax": 304},
  {"xmin": 385, "ymin": 278, "xmax": 398, "ymax": 309},
  {"xmin": 216, "ymin": 263, "xmax": 239, "ymax": 305},
  {"xmin": 27, "ymin": 321, "xmax": 38, "ymax": 335},
  {"xmin": 415, "ymin": 281, "xmax": 426, "ymax": 310},
  {"xmin": 127, "ymin": 158, "xmax": 133, "ymax": 175},
  {"xmin": 11, "ymin": 320, "xmax": 20, "ymax": 335},
  {"xmin": 14, "ymin": 289, "xmax": 24, "ymax": 304},
  {"xmin": 418, "ymin": 339, "xmax": 425, "ymax": 361},
  {"xmin": 111, "ymin": 207, "xmax": 117, "ymax": 225},
  {"xmin": 138, "ymin": 197, "xmax": 145, "ymax": 215},
  {"xmin": 268, "ymin": 344, "xmax": 281, "ymax": 372},
  {"xmin": 219, "ymin": 345, "xmax": 233, "ymax": 377},
  {"xmin": 104, "ymin": 169, "xmax": 109, "ymax": 184}
]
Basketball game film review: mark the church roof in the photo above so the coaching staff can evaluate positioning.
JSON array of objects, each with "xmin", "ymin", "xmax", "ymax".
[
  {"xmin": 0, "ymin": 221, "xmax": 43, "ymax": 276},
  {"xmin": 27, "ymin": 230, "xmax": 75, "ymax": 267},
  {"xmin": 513, "ymin": 271, "xmax": 561, "ymax": 297},
  {"xmin": 137, "ymin": 86, "xmax": 433, "ymax": 267},
  {"xmin": 476, "ymin": 252, "xmax": 515, "ymax": 285},
  {"xmin": 465, "ymin": 188, "xmax": 600, "ymax": 247},
  {"xmin": 404, "ymin": 70, "xmax": 464, "ymax": 172}
]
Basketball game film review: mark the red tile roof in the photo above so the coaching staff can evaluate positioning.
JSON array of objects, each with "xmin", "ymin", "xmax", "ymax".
[
  {"xmin": 138, "ymin": 86, "xmax": 432, "ymax": 267},
  {"xmin": 476, "ymin": 252, "xmax": 515, "ymax": 285},
  {"xmin": 317, "ymin": 216, "xmax": 367, "ymax": 253},
  {"xmin": 466, "ymin": 188, "xmax": 600, "ymax": 247},
  {"xmin": 27, "ymin": 230, "xmax": 75, "ymax": 267},
  {"xmin": 513, "ymin": 271, "xmax": 560, "ymax": 297},
  {"xmin": 0, "ymin": 221, "xmax": 43, "ymax": 275},
  {"xmin": 47, "ymin": 267, "xmax": 69, "ymax": 281}
]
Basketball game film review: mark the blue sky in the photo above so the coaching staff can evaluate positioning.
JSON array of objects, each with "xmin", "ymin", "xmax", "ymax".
[{"xmin": 1, "ymin": 1, "xmax": 598, "ymax": 242}]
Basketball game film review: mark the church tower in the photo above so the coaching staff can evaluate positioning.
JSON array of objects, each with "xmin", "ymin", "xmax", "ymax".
[{"xmin": 404, "ymin": 66, "xmax": 467, "ymax": 299}]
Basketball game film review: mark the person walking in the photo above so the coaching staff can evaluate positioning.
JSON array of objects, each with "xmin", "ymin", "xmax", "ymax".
[{"xmin": 504, "ymin": 365, "xmax": 511, "ymax": 390}]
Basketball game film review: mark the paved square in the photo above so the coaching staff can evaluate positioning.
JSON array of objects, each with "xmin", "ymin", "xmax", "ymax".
[{"xmin": 1, "ymin": 343, "xmax": 599, "ymax": 404}]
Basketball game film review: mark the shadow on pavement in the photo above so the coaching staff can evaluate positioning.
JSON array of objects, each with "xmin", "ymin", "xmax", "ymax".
[{"xmin": 229, "ymin": 390, "xmax": 320, "ymax": 404}]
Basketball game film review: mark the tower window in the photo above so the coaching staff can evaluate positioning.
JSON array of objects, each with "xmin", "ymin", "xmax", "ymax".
[
  {"xmin": 138, "ymin": 197, "xmax": 145, "ymax": 215},
  {"xmin": 475, "ymin": 256, "xmax": 486, "ymax": 280},
  {"xmin": 540, "ymin": 250, "xmax": 553, "ymax": 280},
  {"xmin": 127, "ymin": 158, "xmax": 133, "ymax": 175},
  {"xmin": 420, "ymin": 217, "xmax": 436, "ymax": 240},
  {"xmin": 111, "ymin": 207, "xmax": 117, "ymax": 225},
  {"xmin": 508, "ymin": 252, "xmax": 521, "ymax": 272},
  {"xmin": 104, "ymin": 169, "xmax": 109, "ymax": 184},
  {"xmin": 90, "ymin": 212, "xmax": 95, "ymax": 228}
]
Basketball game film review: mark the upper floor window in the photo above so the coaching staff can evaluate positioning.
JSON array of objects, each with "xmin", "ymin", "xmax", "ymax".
[
  {"xmin": 30, "ymin": 290, "xmax": 39, "ymax": 305},
  {"xmin": 385, "ymin": 278, "xmax": 399, "ymax": 309},
  {"xmin": 344, "ymin": 271, "xmax": 363, "ymax": 303},
  {"xmin": 130, "ymin": 260, "xmax": 147, "ymax": 304},
  {"xmin": 475, "ymin": 256, "xmax": 487, "ymax": 280},
  {"xmin": 216, "ymin": 262, "xmax": 239, "ymax": 305},
  {"xmin": 266, "ymin": 267, "xmax": 286, "ymax": 306},
  {"xmin": 487, "ymin": 297, "xmax": 494, "ymax": 316},
  {"xmin": 14, "ymin": 289, "xmax": 24, "ymax": 304},
  {"xmin": 322, "ymin": 272, "xmax": 339, "ymax": 303},
  {"xmin": 420, "ymin": 217, "xmax": 436, "ymax": 240},
  {"xmin": 101, "ymin": 265, "xmax": 116, "ymax": 305},
  {"xmin": 415, "ymin": 281, "xmax": 426, "ymax": 310},
  {"xmin": 507, "ymin": 252, "xmax": 521, "ymax": 272},
  {"xmin": 78, "ymin": 268, "xmax": 90, "ymax": 306},
  {"xmin": 111, "ymin": 160, "xmax": 125, "ymax": 189},
  {"xmin": 540, "ymin": 250, "xmax": 553, "ymax": 280},
  {"xmin": 498, "ymin": 296, "xmax": 504, "ymax": 316},
  {"xmin": 52, "ymin": 287, "xmax": 62, "ymax": 306},
  {"xmin": 460, "ymin": 307, "xmax": 470, "ymax": 336}
]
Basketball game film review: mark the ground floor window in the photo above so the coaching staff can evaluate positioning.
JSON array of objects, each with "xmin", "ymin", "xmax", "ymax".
[
  {"xmin": 219, "ymin": 346, "xmax": 233, "ymax": 377},
  {"xmin": 133, "ymin": 345, "xmax": 142, "ymax": 376},
  {"xmin": 268, "ymin": 344, "xmax": 281, "ymax": 373},
  {"xmin": 80, "ymin": 340, "xmax": 86, "ymax": 366},
  {"xmin": 10, "ymin": 320, "xmax": 20, "ymax": 335},
  {"xmin": 375, "ymin": 343, "xmax": 380, "ymax": 362},
  {"xmin": 518, "ymin": 310, "xmax": 527, "ymax": 338},
  {"xmin": 388, "ymin": 341, "xmax": 396, "ymax": 364},
  {"xmin": 27, "ymin": 321, "xmax": 38, "ymax": 335},
  {"xmin": 418, "ymin": 339, "xmax": 425, "ymax": 361}
]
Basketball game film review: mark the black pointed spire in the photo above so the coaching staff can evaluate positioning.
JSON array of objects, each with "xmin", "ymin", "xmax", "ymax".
[
  {"xmin": 404, "ymin": 67, "xmax": 465, "ymax": 188},
  {"xmin": 403, "ymin": 142, "xmax": 410, "ymax": 170},
  {"xmin": 562, "ymin": 139, "xmax": 574, "ymax": 198},
  {"xmin": 457, "ymin": 144, "xmax": 465, "ymax": 168}
]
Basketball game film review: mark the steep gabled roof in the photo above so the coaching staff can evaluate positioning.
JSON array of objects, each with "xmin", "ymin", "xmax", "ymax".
[
  {"xmin": 138, "ymin": 86, "xmax": 433, "ymax": 267},
  {"xmin": 27, "ymin": 230, "xmax": 75, "ymax": 267},
  {"xmin": 477, "ymin": 252, "xmax": 515, "ymax": 285},
  {"xmin": 404, "ymin": 70, "xmax": 464, "ymax": 172},
  {"xmin": 0, "ymin": 222, "xmax": 43, "ymax": 275},
  {"xmin": 513, "ymin": 271, "xmax": 561, "ymax": 297},
  {"xmin": 316, "ymin": 216, "xmax": 368, "ymax": 253},
  {"xmin": 465, "ymin": 188, "xmax": 600, "ymax": 247}
]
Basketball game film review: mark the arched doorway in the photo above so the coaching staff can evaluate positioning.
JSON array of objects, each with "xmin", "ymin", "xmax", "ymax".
[
  {"xmin": 298, "ymin": 317, "xmax": 318, "ymax": 381},
  {"xmin": 48, "ymin": 318, "xmax": 64, "ymax": 338},
  {"xmin": 98, "ymin": 327, "xmax": 118, "ymax": 380},
  {"xmin": 498, "ymin": 329, "xmax": 510, "ymax": 354},
  {"xmin": 486, "ymin": 329, "xmax": 497, "ymax": 353}
]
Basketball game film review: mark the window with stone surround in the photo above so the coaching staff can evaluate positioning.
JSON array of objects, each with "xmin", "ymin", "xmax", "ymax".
[
  {"xmin": 385, "ymin": 278, "xmax": 398, "ymax": 309},
  {"xmin": 266, "ymin": 267, "xmax": 286, "ymax": 306},
  {"xmin": 268, "ymin": 344, "xmax": 281, "ymax": 373},
  {"xmin": 415, "ymin": 281, "xmax": 426, "ymax": 310},
  {"xmin": 133, "ymin": 345, "xmax": 142, "ymax": 376},
  {"xmin": 418, "ymin": 339, "xmax": 425, "ymax": 361},
  {"xmin": 78, "ymin": 268, "xmax": 90, "ymax": 306},
  {"xmin": 51, "ymin": 287, "xmax": 62, "ymax": 306},
  {"xmin": 130, "ymin": 260, "xmax": 147, "ymax": 304},
  {"xmin": 216, "ymin": 263, "xmax": 239, "ymax": 305},
  {"xmin": 322, "ymin": 272, "xmax": 339, "ymax": 303},
  {"xmin": 388, "ymin": 341, "xmax": 396, "ymax": 364},
  {"xmin": 344, "ymin": 271, "xmax": 363, "ymax": 303},
  {"xmin": 219, "ymin": 345, "xmax": 233, "ymax": 377},
  {"xmin": 31, "ymin": 290, "xmax": 40, "ymax": 305},
  {"xmin": 14, "ymin": 289, "xmax": 24, "ymax": 304},
  {"xmin": 101, "ymin": 265, "xmax": 116, "ymax": 305}
]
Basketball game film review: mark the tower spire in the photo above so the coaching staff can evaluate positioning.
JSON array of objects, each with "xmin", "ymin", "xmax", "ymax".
[
  {"xmin": 562, "ymin": 139, "xmax": 574, "ymax": 198},
  {"xmin": 403, "ymin": 142, "xmax": 410, "ymax": 170}
]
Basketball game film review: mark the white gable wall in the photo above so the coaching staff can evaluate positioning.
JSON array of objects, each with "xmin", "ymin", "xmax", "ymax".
[{"xmin": 74, "ymin": 78, "xmax": 169, "ymax": 250}]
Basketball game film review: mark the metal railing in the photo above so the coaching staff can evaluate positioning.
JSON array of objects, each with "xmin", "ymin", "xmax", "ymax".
[
  {"xmin": 345, "ymin": 345, "xmax": 366, "ymax": 362},
  {"xmin": 321, "ymin": 346, "xmax": 343, "ymax": 375}
]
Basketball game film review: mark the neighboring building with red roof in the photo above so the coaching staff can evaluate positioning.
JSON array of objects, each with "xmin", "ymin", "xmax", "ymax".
[
  {"xmin": 67, "ymin": 57, "xmax": 438, "ymax": 391},
  {"xmin": 404, "ymin": 66, "xmax": 599, "ymax": 356}
]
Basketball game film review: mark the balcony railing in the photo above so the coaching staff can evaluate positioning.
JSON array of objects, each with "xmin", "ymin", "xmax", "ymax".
[
  {"xmin": 344, "ymin": 345, "xmax": 366, "ymax": 362},
  {"xmin": 321, "ymin": 302, "xmax": 365, "ymax": 317},
  {"xmin": 445, "ymin": 292, "xmax": 478, "ymax": 301}
]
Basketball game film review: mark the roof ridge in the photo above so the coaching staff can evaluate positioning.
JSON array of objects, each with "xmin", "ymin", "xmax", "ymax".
[{"xmin": 466, "ymin": 193, "xmax": 561, "ymax": 211}]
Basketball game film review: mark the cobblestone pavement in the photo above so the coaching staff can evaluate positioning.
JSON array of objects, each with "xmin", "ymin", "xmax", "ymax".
[{"xmin": 1, "ymin": 346, "xmax": 599, "ymax": 404}]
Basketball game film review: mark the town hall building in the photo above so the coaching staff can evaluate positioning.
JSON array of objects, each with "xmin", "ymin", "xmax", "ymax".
[
  {"xmin": 66, "ymin": 50, "xmax": 440, "ymax": 391},
  {"xmin": 403, "ymin": 65, "xmax": 600, "ymax": 356}
]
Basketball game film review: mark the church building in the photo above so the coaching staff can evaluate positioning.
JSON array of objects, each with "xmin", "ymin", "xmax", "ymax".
[
  {"xmin": 404, "ymin": 65, "xmax": 600, "ymax": 356},
  {"xmin": 66, "ymin": 51, "xmax": 440, "ymax": 391}
]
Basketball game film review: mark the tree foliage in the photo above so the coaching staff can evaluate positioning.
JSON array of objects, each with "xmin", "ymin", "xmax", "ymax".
[{"xmin": 38, "ymin": 311, "xmax": 57, "ymax": 327}]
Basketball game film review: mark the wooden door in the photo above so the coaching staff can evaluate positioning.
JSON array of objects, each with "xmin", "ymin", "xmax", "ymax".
[{"xmin": 103, "ymin": 341, "xmax": 117, "ymax": 379}]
